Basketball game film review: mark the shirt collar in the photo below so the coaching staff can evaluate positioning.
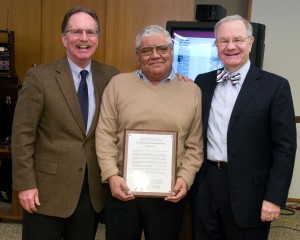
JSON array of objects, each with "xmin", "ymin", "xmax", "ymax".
[
  {"xmin": 67, "ymin": 57, "xmax": 91, "ymax": 80},
  {"xmin": 136, "ymin": 68, "xmax": 176, "ymax": 86}
]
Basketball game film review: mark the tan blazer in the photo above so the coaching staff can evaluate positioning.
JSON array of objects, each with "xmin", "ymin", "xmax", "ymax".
[{"xmin": 12, "ymin": 56, "xmax": 119, "ymax": 218}]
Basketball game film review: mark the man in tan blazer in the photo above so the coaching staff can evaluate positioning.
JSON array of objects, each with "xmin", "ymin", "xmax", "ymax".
[{"xmin": 11, "ymin": 7, "xmax": 119, "ymax": 240}]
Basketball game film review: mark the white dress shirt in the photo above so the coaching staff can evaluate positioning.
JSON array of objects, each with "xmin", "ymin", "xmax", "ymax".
[
  {"xmin": 68, "ymin": 58, "xmax": 96, "ymax": 134},
  {"xmin": 207, "ymin": 61, "xmax": 250, "ymax": 162}
]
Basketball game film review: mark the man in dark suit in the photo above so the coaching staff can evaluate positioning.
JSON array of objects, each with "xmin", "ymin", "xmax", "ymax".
[
  {"xmin": 191, "ymin": 15, "xmax": 297, "ymax": 240},
  {"xmin": 11, "ymin": 7, "xmax": 119, "ymax": 240}
]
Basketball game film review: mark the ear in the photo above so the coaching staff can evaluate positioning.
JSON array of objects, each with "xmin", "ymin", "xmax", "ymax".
[
  {"xmin": 62, "ymin": 35, "xmax": 67, "ymax": 48},
  {"xmin": 248, "ymin": 36, "xmax": 255, "ymax": 53}
]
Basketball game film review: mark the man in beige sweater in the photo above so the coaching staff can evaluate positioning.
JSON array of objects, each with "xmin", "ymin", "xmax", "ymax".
[{"xmin": 96, "ymin": 25, "xmax": 203, "ymax": 240}]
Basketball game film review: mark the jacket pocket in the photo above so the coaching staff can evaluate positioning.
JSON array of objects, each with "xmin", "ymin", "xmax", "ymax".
[{"xmin": 34, "ymin": 161, "xmax": 57, "ymax": 175}]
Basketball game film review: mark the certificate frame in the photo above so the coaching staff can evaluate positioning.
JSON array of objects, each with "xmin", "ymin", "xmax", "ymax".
[{"xmin": 123, "ymin": 129, "xmax": 177, "ymax": 197}]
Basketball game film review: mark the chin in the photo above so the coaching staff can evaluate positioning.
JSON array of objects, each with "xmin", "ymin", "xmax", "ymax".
[
  {"xmin": 224, "ymin": 59, "xmax": 241, "ymax": 66},
  {"xmin": 76, "ymin": 53, "xmax": 93, "ymax": 60}
]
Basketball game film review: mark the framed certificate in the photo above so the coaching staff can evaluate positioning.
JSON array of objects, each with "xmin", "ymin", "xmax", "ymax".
[{"xmin": 123, "ymin": 129, "xmax": 177, "ymax": 197}]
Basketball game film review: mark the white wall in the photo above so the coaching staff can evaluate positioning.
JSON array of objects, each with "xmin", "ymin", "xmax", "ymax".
[{"xmin": 251, "ymin": 0, "xmax": 300, "ymax": 199}]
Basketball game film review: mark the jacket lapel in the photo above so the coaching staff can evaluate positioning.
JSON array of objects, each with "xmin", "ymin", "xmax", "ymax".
[
  {"xmin": 87, "ymin": 61, "xmax": 109, "ymax": 137},
  {"xmin": 228, "ymin": 65, "xmax": 261, "ymax": 132},
  {"xmin": 55, "ymin": 57, "xmax": 86, "ymax": 134},
  {"xmin": 87, "ymin": 63, "xmax": 101, "ymax": 136},
  {"xmin": 201, "ymin": 70, "xmax": 219, "ymax": 141}
]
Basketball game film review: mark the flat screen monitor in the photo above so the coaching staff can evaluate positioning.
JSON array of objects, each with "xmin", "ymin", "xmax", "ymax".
[
  {"xmin": 166, "ymin": 20, "xmax": 265, "ymax": 80},
  {"xmin": 166, "ymin": 21, "xmax": 222, "ymax": 80}
]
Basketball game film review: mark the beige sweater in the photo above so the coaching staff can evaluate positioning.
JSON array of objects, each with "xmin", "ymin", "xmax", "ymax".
[{"xmin": 96, "ymin": 72, "xmax": 204, "ymax": 188}]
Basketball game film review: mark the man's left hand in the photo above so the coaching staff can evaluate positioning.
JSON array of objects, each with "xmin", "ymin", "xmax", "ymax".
[
  {"xmin": 261, "ymin": 200, "xmax": 280, "ymax": 222},
  {"xmin": 164, "ymin": 177, "xmax": 187, "ymax": 203}
]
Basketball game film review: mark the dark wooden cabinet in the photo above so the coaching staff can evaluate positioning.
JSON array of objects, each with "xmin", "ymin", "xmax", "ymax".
[
  {"xmin": 0, "ymin": 75, "xmax": 18, "ymax": 141},
  {"xmin": 0, "ymin": 29, "xmax": 18, "ymax": 142},
  {"xmin": 0, "ymin": 27, "xmax": 21, "ymax": 222},
  {"xmin": 0, "ymin": 76, "xmax": 20, "ymax": 222}
]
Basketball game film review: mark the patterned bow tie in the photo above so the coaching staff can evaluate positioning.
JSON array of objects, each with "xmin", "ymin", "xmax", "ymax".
[{"xmin": 216, "ymin": 69, "xmax": 241, "ymax": 85}]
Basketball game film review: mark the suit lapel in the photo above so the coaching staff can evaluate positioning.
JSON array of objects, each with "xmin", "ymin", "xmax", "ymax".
[
  {"xmin": 55, "ymin": 57, "xmax": 86, "ymax": 133},
  {"xmin": 87, "ymin": 61, "xmax": 108, "ymax": 137},
  {"xmin": 87, "ymin": 63, "xmax": 101, "ymax": 136},
  {"xmin": 228, "ymin": 65, "xmax": 261, "ymax": 132},
  {"xmin": 200, "ymin": 70, "xmax": 219, "ymax": 140},
  {"xmin": 204, "ymin": 81, "xmax": 218, "ymax": 135}
]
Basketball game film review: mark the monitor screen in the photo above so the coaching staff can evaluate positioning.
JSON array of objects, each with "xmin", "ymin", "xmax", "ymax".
[{"xmin": 166, "ymin": 21, "xmax": 223, "ymax": 80}]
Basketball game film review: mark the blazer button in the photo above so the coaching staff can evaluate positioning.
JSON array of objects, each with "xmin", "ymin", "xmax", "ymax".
[{"xmin": 79, "ymin": 168, "xmax": 84, "ymax": 172}]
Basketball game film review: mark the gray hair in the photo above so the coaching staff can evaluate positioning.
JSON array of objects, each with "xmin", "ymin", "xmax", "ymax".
[
  {"xmin": 214, "ymin": 15, "xmax": 253, "ymax": 38},
  {"xmin": 135, "ymin": 25, "xmax": 173, "ymax": 49}
]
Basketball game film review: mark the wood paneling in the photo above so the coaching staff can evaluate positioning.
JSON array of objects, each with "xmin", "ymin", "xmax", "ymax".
[
  {"xmin": 105, "ymin": 0, "xmax": 196, "ymax": 72},
  {"xmin": 1, "ymin": 0, "xmax": 195, "ymax": 80},
  {"xmin": 0, "ymin": 0, "xmax": 41, "ymax": 83},
  {"xmin": 41, "ymin": 0, "xmax": 107, "ymax": 64},
  {"xmin": 247, "ymin": 0, "xmax": 253, "ymax": 20}
]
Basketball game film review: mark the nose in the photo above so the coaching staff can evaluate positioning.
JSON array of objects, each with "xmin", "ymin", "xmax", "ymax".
[
  {"xmin": 80, "ymin": 31, "xmax": 88, "ymax": 41},
  {"xmin": 151, "ymin": 48, "xmax": 160, "ymax": 57},
  {"xmin": 227, "ymin": 40, "xmax": 237, "ymax": 48}
]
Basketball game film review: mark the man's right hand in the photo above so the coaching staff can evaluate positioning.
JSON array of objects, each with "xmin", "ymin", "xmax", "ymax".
[
  {"xmin": 108, "ymin": 175, "xmax": 135, "ymax": 201},
  {"xmin": 19, "ymin": 188, "xmax": 40, "ymax": 213}
]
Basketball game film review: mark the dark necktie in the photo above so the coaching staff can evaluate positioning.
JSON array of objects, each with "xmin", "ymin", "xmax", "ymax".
[
  {"xmin": 78, "ymin": 70, "xmax": 89, "ymax": 131},
  {"xmin": 216, "ymin": 69, "xmax": 241, "ymax": 85}
]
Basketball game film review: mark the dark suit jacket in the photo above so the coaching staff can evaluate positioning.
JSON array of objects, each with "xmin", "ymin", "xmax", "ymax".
[
  {"xmin": 193, "ymin": 64, "xmax": 297, "ymax": 228},
  {"xmin": 12, "ymin": 56, "xmax": 119, "ymax": 218}
]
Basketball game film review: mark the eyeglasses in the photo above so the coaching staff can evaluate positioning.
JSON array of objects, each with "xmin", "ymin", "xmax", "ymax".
[
  {"xmin": 216, "ymin": 36, "xmax": 252, "ymax": 47},
  {"xmin": 66, "ymin": 29, "xmax": 99, "ymax": 38},
  {"xmin": 138, "ymin": 45, "xmax": 172, "ymax": 56}
]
